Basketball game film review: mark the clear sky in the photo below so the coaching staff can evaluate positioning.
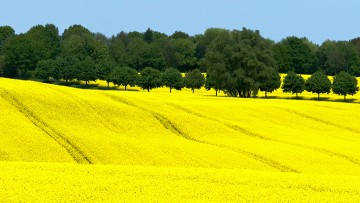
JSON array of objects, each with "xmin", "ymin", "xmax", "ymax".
[{"xmin": 1, "ymin": 0, "xmax": 360, "ymax": 44}]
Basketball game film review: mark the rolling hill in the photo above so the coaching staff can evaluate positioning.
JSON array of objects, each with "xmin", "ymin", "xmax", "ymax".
[{"xmin": 0, "ymin": 77, "xmax": 359, "ymax": 201}]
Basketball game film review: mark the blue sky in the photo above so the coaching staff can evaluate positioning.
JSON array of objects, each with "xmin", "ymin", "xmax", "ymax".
[{"xmin": 1, "ymin": 0, "xmax": 360, "ymax": 44}]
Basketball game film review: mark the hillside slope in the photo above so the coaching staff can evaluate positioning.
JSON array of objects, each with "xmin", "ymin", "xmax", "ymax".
[{"xmin": 0, "ymin": 78, "xmax": 359, "ymax": 201}]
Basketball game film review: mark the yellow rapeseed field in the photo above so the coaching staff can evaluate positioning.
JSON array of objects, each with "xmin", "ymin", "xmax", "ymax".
[{"xmin": 0, "ymin": 77, "xmax": 360, "ymax": 202}]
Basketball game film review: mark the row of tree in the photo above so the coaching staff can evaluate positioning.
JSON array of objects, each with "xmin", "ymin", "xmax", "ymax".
[
  {"xmin": 282, "ymin": 71, "xmax": 358, "ymax": 101},
  {"xmin": 2, "ymin": 24, "xmax": 360, "ymax": 77},
  {"xmin": 0, "ymin": 24, "xmax": 359, "ymax": 100}
]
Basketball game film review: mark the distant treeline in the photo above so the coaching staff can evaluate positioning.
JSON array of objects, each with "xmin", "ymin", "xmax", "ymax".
[{"xmin": 0, "ymin": 24, "xmax": 359, "ymax": 99}]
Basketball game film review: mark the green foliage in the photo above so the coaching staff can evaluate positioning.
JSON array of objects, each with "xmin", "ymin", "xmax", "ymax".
[
  {"xmin": 111, "ymin": 67, "xmax": 138, "ymax": 90},
  {"xmin": 205, "ymin": 63, "xmax": 230, "ymax": 96},
  {"xmin": 53, "ymin": 56, "xmax": 79, "ymax": 82},
  {"xmin": 305, "ymin": 71, "xmax": 331, "ymax": 99},
  {"xmin": 204, "ymin": 28, "xmax": 276, "ymax": 98},
  {"xmin": 166, "ymin": 39, "xmax": 197, "ymax": 72},
  {"xmin": 0, "ymin": 26, "xmax": 15, "ymax": 53},
  {"xmin": 259, "ymin": 67, "xmax": 281, "ymax": 97},
  {"xmin": 184, "ymin": 69, "xmax": 204, "ymax": 93},
  {"xmin": 27, "ymin": 24, "xmax": 60, "ymax": 59},
  {"xmin": 170, "ymin": 31, "xmax": 190, "ymax": 39},
  {"xmin": 34, "ymin": 59, "xmax": 56, "ymax": 81},
  {"xmin": 61, "ymin": 25, "xmax": 107, "ymax": 65},
  {"xmin": 275, "ymin": 37, "xmax": 318, "ymax": 74},
  {"xmin": 162, "ymin": 68, "xmax": 183, "ymax": 93},
  {"xmin": 97, "ymin": 59, "xmax": 116, "ymax": 88},
  {"xmin": 109, "ymin": 33, "xmax": 127, "ymax": 67},
  {"xmin": 143, "ymin": 28, "xmax": 154, "ymax": 43},
  {"xmin": 318, "ymin": 40, "xmax": 360, "ymax": 76},
  {"xmin": 3, "ymin": 34, "xmax": 43, "ymax": 77},
  {"xmin": 332, "ymin": 71, "xmax": 359, "ymax": 101},
  {"xmin": 282, "ymin": 71, "xmax": 305, "ymax": 98},
  {"xmin": 77, "ymin": 57, "xmax": 97, "ymax": 85},
  {"xmin": 0, "ymin": 55, "xmax": 17, "ymax": 78},
  {"xmin": 137, "ymin": 67, "xmax": 162, "ymax": 92},
  {"xmin": 127, "ymin": 39, "xmax": 166, "ymax": 71}
]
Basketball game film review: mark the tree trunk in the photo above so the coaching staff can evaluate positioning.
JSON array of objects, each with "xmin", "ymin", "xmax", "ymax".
[
  {"xmin": 66, "ymin": 79, "xmax": 68, "ymax": 83},
  {"xmin": 147, "ymin": 88, "xmax": 150, "ymax": 92},
  {"xmin": 170, "ymin": 87, "xmax": 172, "ymax": 93},
  {"xmin": 296, "ymin": 93, "xmax": 298, "ymax": 99},
  {"xmin": 85, "ymin": 81, "xmax": 88, "ymax": 86},
  {"xmin": 216, "ymin": 90, "xmax": 217, "ymax": 96},
  {"xmin": 125, "ymin": 85, "xmax": 127, "ymax": 90},
  {"xmin": 192, "ymin": 88, "xmax": 194, "ymax": 94},
  {"xmin": 107, "ymin": 81, "xmax": 110, "ymax": 89},
  {"xmin": 344, "ymin": 95, "xmax": 346, "ymax": 102}
]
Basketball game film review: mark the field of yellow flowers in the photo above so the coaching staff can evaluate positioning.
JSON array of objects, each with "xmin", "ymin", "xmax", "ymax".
[{"xmin": 0, "ymin": 77, "xmax": 360, "ymax": 201}]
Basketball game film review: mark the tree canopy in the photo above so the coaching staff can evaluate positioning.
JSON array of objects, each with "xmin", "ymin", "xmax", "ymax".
[
  {"xmin": 282, "ymin": 71, "xmax": 305, "ymax": 98},
  {"xmin": 162, "ymin": 68, "xmax": 183, "ymax": 93},
  {"xmin": 2, "ymin": 23, "xmax": 360, "ymax": 102},
  {"xmin": 184, "ymin": 69, "xmax": 205, "ymax": 93},
  {"xmin": 332, "ymin": 71, "xmax": 359, "ymax": 101},
  {"xmin": 305, "ymin": 71, "xmax": 331, "ymax": 100},
  {"xmin": 111, "ymin": 67, "xmax": 138, "ymax": 90},
  {"xmin": 137, "ymin": 67, "xmax": 162, "ymax": 92}
]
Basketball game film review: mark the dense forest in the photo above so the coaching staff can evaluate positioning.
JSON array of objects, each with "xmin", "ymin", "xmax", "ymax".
[{"xmin": 0, "ymin": 24, "xmax": 360, "ymax": 98}]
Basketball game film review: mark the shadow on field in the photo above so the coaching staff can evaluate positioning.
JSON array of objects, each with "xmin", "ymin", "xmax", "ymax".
[
  {"xmin": 40, "ymin": 80, "xmax": 139, "ymax": 91},
  {"xmin": 33, "ymin": 79, "xmax": 359, "ymax": 103},
  {"xmin": 308, "ymin": 97, "xmax": 331, "ymax": 101},
  {"xmin": 334, "ymin": 98, "xmax": 357, "ymax": 103}
]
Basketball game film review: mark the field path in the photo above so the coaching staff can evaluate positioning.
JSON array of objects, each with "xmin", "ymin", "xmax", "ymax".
[
  {"xmin": 0, "ymin": 89, "xmax": 92, "ymax": 164},
  {"xmin": 102, "ymin": 92, "xmax": 300, "ymax": 173}
]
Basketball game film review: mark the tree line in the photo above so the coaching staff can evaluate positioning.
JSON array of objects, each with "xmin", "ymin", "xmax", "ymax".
[{"xmin": 0, "ymin": 24, "xmax": 359, "ymax": 100}]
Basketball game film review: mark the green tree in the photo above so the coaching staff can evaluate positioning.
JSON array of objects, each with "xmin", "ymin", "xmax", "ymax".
[
  {"xmin": 162, "ymin": 68, "xmax": 183, "ymax": 93},
  {"xmin": 143, "ymin": 28, "xmax": 154, "ymax": 43},
  {"xmin": 275, "ymin": 37, "xmax": 318, "ymax": 74},
  {"xmin": 170, "ymin": 31, "xmax": 190, "ymax": 39},
  {"xmin": 61, "ymin": 25, "xmax": 107, "ymax": 64},
  {"xmin": 205, "ymin": 28, "xmax": 276, "ymax": 98},
  {"xmin": 166, "ymin": 38, "xmax": 197, "ymax": 72},
  {"xmin": 184, "ymin": 69, "xmax": 204, "ymax": 93},
  {"xmin": 111, "ymin": 67, "xmax": 138, "ymax": 90},
  {"xmin": 109, "ymin": 32, "xmax": 127, "ymax": 67},
  {"xmin": 77, "ymin": 57, "xmax": 97, "ymax": 86},
  {"xmin": 3, "ymin": 34, "xmax": 43, "ymax": 77},
  {"xmin": 282, "ymin": 71, "xmax": 305, "ymax": 98},
  {"xmin": 27, "ymin": 24, "xmax": 61, "ymax": 59},
  {"xmin": 259, "ymin": 67, "xmax": 281, "ymax": 98},
  {"xmin": 127, "ymin": 39, "xmax": 166, "ymax": 71},
  {"xmin": 53, "ymin": 56, "xmax": 79, "ymax": 83},
  {"xmin": 34, "ymin": 59, "xmax": 56, "ymax": 81},
  {"xmin": 0, "ymin": 26, "xmax": 15, "ymax": 53},
  {"xmin": 1, "ymin": 54, "xmax": 17, "ymax": 78},
  {"xmin": 332, "ymin": 71, "xmax": 359, "ymax": 101},
  {"xmin": 205, "ymin": 63, "xmax": 230, "ymax": 96},
  {"xmin": 318, "ymin": 40, "xmax": 360, "ymax": 76},
  {"xmin": 97, "ymin": 59, "xmax": 116, "ymax": 89},
  {"xmin": 137, "ymin": 67, "xmax": 162, "ymax": 92},
  {"xmin": 305, "ymin": 71, "xmax": 331, "ymax": 100}
]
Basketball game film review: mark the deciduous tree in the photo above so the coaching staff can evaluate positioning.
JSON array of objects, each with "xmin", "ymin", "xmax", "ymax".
[
  {"xmin": 259, "ymin": 67, "xmax": 281, "ymax": 98},
  {"xmin": 111, "ymin": 67, "xmax": 138, "ymax": 90},
  {"xmin": 162, "ymin": 68, "xmax": 183, "ymax": 93},
  {"xmin": 282, "ymin": 71, "xmax": 305, "ymax": 98},
  {"xmin": 332, "ymin": 71, "xmax": 359, "ymax": 101},
  {"xmin": 184, "ymin": 69, "xmax": 204, "ymax": 93},
  {"xmin": 305, "ymin": 71, "xmax": 331, "ymax": 100},
  {"xmin": 137, "ymin": 67, "xmax": 162, "ymax": 92}
]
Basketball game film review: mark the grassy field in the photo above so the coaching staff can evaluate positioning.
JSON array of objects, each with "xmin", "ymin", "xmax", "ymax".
[{"xmin": 0, "ymin": 77, "xmax": 360, "ymax": 201}]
